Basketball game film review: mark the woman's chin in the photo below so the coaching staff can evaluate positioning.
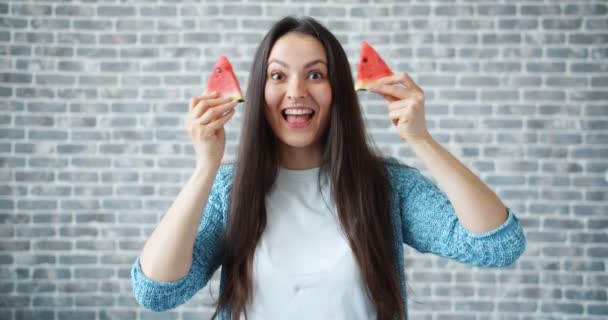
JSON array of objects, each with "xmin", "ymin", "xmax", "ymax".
[{"xmin": 278, "ymin": 135, "xmax": 319, "ymax": 150}]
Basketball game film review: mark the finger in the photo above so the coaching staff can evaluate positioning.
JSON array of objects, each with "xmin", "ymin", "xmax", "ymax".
[
  {"xmin": 206, "ymin": 108, "xmax": 236, "ymax": 131},
  {"xmin": 196, "ymin": 100, "xmax": 238, "ymax": 125},
  {"xmin": 374, "ymin": 72, "xmax": 421, "ymax": 91},
  {"xmin": 388, "ymin": 110, "xmax": 408, "ymax": 126},
  {"xmin": 193, "ymin": 96, "xmax": 234, "ymax": 119},
  {"xmin": 388, "ymin": 109, "xmax": 400, "ymax": 123},
  {"xmin": 388, "ymin": 99, "xmax": 410, "ymax": 112},
  {"xmin": 373, "ymin": 72, "xmax": 408, "ymax": 86},
  {"xmin": 189, "ymin": 91, "xmax": 219, "ymax": 112},
  {"xmin": 368, "ymin": 83, "xmax": 410, "ymax": 101},
  {"xmin": 401, "ymin": 73, "xmax": 422, "ymax": 91}
]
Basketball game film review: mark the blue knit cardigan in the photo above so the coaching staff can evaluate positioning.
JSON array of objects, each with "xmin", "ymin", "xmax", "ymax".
[{"xmin": 131, "ymin": 158, "xmax": 526, "ymax": 319}]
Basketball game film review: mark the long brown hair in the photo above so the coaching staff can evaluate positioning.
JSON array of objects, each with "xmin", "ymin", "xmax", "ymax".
[{"xmin": 212, "ymin": 16, "xmax": 404, "ymax": 320}]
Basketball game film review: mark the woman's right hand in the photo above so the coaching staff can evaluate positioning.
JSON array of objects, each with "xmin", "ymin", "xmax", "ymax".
[{"xmin": 186, "ymin": 92, "xmax": 238, "ymax": 170}]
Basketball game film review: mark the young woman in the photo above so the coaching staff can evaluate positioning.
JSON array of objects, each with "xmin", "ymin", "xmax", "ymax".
[{"xmin": 131, "ymin": 16, "xmax": 526, "ymax": 320}]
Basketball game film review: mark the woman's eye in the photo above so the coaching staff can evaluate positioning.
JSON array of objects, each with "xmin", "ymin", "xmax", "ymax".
[
  {"xmin": 270, "ymin": 73, "xmax": 283, "ymax": 81},
  {"xmin": 309, "ymin": 72, "xmax": 323, "ymax": 80}
]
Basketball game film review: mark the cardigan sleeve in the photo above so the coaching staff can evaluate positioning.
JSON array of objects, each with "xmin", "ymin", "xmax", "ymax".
[
  {"xmin": 130, "ymin": 164, "xmax": 232, "ymax": 311},
  {"xmin": 387, "ymin": 160, "xmax": 526, "ymax": 267}
]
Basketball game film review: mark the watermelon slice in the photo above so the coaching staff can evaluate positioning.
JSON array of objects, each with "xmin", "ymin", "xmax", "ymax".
[
  {"xmin": 204, "ymin": 55, "xmax": 245, "ymax": 102},
  {"xmin": 354, "ymin": 41, "xmax": 393, "ymax": 91}
]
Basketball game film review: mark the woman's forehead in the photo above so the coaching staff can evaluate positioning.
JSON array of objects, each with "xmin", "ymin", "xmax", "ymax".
[{"xmin": 267, "ymin": 33, "xmax": 327, "ymax": 67}]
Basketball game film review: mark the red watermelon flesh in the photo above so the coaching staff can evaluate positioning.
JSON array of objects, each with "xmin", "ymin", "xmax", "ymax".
[
  {"xmin": 204, "ymin": 55, "xmax": 245, "ymax": 102},
  {"xmin": 355, "ymin": 41, "xmax": 393, "ymax": 91}
]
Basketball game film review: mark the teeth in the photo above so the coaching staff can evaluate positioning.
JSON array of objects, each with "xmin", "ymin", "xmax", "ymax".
[{"xmin": 283, "ymin": 108, "xmax": 314, "ymax": 115}]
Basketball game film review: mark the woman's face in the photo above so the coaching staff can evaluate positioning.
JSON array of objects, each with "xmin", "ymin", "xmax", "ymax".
[{"xmin": 264, "ymin": 32, "xmax": 332, "ymax": 153}]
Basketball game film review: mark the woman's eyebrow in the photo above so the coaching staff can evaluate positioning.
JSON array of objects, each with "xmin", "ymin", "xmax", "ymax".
[{"xmin": 267, "ymin": 59, "xmax": 327, "ymax": 69}]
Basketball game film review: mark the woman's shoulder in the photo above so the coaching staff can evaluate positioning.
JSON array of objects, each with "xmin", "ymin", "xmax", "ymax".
[{"xmin": 379, "ymin": 156, "xmax": 419, "ymax": 181}]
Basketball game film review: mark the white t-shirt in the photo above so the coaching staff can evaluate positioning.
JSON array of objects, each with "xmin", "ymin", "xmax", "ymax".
[{"xmin": 241, "ymin": 165, "xmax": 377, "ymax": 320}]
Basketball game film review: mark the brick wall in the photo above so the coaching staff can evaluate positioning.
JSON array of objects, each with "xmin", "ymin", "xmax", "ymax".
[{"xmin": 1, "ymin": 1, "xmax": 607, "ymax": 319}]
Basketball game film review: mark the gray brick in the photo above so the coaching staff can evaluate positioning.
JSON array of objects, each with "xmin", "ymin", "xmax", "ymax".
[
  {"xmin": 521, "ymin": 5, "xmax": 561, "ymax": 15},
  {"xmin": 99, "ymin": 34, "xmax": 137, "ymax": 45},
  {"xmin": 586, "ymin": 17, "xmax": 608, "ymax": 29},
  {"xmin": 543, "ymin": 274, "xmax": 583, "ymax": 286},
  {"xmin": 570, "ymin": 34, "xmax": 608, "ymax": 45},
  {"xmin": 29, "ymin": 130, "xmax": 68, "ymax": 140},
  {"xmin": 75, "ymin": 240, "xmax": 116, "ymax": 251},
  {"xmin": 572, "ymin": 63, "xmax": 608, "ymax": 74},
  {"xmin": 482, "ymin": 34, "xmax": 520, "ymax": 45},
  {"xmin": 543, "ymin": 18, "xmax": 583, "ymax": 30},
  {"xmin": 478, "ymin": 4, "xmax": 516, "ymax": 15},
  {"xmin": 59, "ymin": 227, "xmax": 98, "ymax": 238},
  {"xmin": 99, "ymin": 310, "xmax": 137, "ymax": 320},
  {"xmin": 15, "ymin": 171, "xmax": 53, "ymax": 182},
  {"xmin": 15, "ymin": 310, "xmax": 55, "ymax": 320},
  {"xmin": 541, "ymin": 303, "xmax": 583, "ymax": 314},
  {"xmin": 0, "ymin": 255, "xmax": 14, "ymax": 265},
  {"xmin": 0, "ymin": 128, "xmax": 24, "ymax": 139},
  {"xmin": 115, "ymin": 20, "xmax": 152, "ymax": 32},
  {"xmin": 527, "ymin": 62, "xmax": 566, "ymax": 73},
  {"xmin": 30, "ymin": 18, "xmax": 71, "ymax": 31},
  {"xmin": 571, "ymin": 233, "xmax": 608, "ymax": 244},
  {"xmin": 0, "ymin": 241, "xmax": 29, "ymax": 251},
  {"xmin": 572, "ymin": 148, "xmax": 608, "ymax": 159},
  {"xmin": 484, "ymin": 62, "xmax": 521, "ymax": 73},
  {"xmin": 12, "ymin": 4, "xmax": 52, "ymax": 16},
  {"xmin": 59, "ymin": 254, "xmax": 97, "ymax": 265},
  {"xmin": 565, "ymin": 289, "xmax": 607, "ymax": 301},
  {"xmin": 140, "ymin": 6, "xmax": 176, "ymax": 17},
  {"xmin": 77, "ymin": 48, "xmax": 117, "ymax": 58},
  {"xmin": 351, "ymin": 6, "xmax": 389, "ymax": 18},
  {"xmin": 74, "ymin": 268, "xmax": 114, "ymax": 279},
  {"xmin": 393, "ymin": 5, "xmax": 430, "ymax": 16},
  {"xmin": 0, "ymin": 87, "xmax": 12, "ymax": 97},
  {"xmin": 498, "ymin": 302, "xmax": 537, "ymax": 312},
  {"xmin": 222, "ymin": 4, "xmax": 262, "ymax": 16},
  {"xmin": 0, "ymin": 72, "xmax": 32, "ymax": 83},
  {"xmin": 14, "ymin": 32, "xmax": 54, "ymax": 43},
  {"xmin": 435, "ymin": 5, "xmax": 473, "ymax": 16},
  {"xmin": 97, "ymin": 6, "xmax": 135, "ymax": 17},
  {"xmin": 34, "ymin": 46, "xmax": 74, "ymax": 58},
  {"xmin": 34, "ymin": 241, "xmax": 71, "ymax": 251},
  {"xmin": 565, "ymin": 4, "xmax": 607, "ymax": 15},
  {"xmin": 499, "ymin": 19, "xmax": 537, "ymax": 30},
  {"xmin": 27, "ymin": 102, "xmax": 66, "ymax": 113},
  {"xmin": 564, "ymin": 261, "xmax": 605, "ymax": 272},
  {"xmin": 141, "ymin": 311, "xmax": 179, "ymax": 320},
  {"xmin": 101, "ymin": 253, "xmax": 137, "ymax": 265},
  {"xmin": 583, "ymin": 119, "xmax": 608, "ymax": 135},
  {"xmin": 180, "ymin": 5, "xmax": 219, "ymax": 16},
  {"xmin": 591, "ymin": 75, "xmax": 608, "ymax": 86},
  {"xmin": 58, "ymin": 282, "xmax": 97, "ymax": 294},
  {"xmin": 1, "ymin": 17, "xmax": 28, "ymax": 29},
  {"xmin": 546, "ymin": 48, "xmax": 588, "ymax": 59},
  {"xmin": 588, "ymin": 304, "xmax": 608, "ymax": 315},
  {"xmin": 17, "ymin": 226, "xmax": 56, "ymax": 237}
]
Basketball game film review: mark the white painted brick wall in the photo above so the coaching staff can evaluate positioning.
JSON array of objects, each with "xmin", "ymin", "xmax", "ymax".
[{"xmin": 1, "ymin": 1, "xmax": 607, "ymax": 319}]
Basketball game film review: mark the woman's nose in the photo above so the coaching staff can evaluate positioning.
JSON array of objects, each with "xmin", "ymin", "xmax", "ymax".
[{"xmin": 287, "ymin": 78, "xmax": 306, "ymax": 100}]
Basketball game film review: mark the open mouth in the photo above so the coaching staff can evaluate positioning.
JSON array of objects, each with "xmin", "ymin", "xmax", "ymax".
[{"xmin": 281, "ymin": 109, "xmax": 315, "ymax": 128}]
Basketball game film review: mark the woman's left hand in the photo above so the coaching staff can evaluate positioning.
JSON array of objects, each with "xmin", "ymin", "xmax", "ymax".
[{"xmin": 367, "ymin": 72, "xmax": 431, "ymax": 144}]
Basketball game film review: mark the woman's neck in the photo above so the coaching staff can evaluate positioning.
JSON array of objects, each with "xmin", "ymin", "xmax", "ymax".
[{"xmin": 278, "ymin": 143, "xmax": 323, "ymax": 170}]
